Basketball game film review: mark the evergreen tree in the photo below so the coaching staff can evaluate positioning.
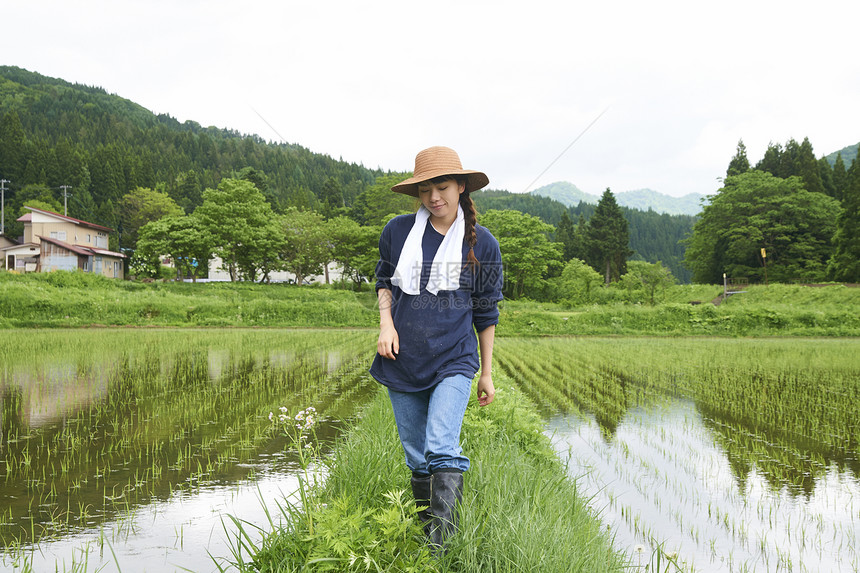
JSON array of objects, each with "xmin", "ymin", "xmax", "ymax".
[
  {"xmin": 319, "ymin": 177, "xmax": 345, "ymax": 219},
  {"xmin": 819, "ymin": 157, "xmax": 836, "ymax": 199},
  {"xmin": 827, "ymin": 157, "xmax": 860, "ymax": 282},
  {"xmin": 585, "ymin": 189, "xmax": 633, "ymax": 284},
  {"xmin": 756, "ymin": 142, "xmax": 783, "ymax": 176},
  {"xmin": 832, "ymin": 153, "xmax": 848, "ymax": 202},
  {"xmin": 555, "ymin": 211, "xmax": 577, "ymax": 261},
  {"xmin": 726, "ymin": 139, "xmax": 750, "ymax": 178},
  {"xmin": 685, "ymin": 171, "xmax": 840, "ymax": 283},
  {"xmin": 571, "ymin": 214, "xmax": 589, "ymax": 263},
  {"xmin": 0, "ymin": 111, "xmax": 27, "ymax": 182},
  {"xmin": 797, "ymin": 137, "xmax": 824, "ymax": 194}
]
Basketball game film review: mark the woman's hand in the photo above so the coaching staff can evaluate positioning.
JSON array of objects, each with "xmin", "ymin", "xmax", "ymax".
[
  {"xmin": 477, "ymin": 372, "xmax": 495, "ymax": 406},
  {"xmin": 377, "ymin": 324, "xmax": 399, "ymax": 360}
]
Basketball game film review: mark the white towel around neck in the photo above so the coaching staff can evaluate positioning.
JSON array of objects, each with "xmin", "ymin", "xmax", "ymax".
[{"xmin": 391, "ymin": 204, "xmax": 465, "ymax": 295}]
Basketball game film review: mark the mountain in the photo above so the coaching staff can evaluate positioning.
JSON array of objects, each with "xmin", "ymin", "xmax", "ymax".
[
  {"xmin": 529, "ymin": 181, "xmax": 595, "ymax": 207},
  {"xmin": 531, "ymin": 181, "xmax": 706, "ymax": 216},
  {"xmin": 0, "ymin": 65, "xmax": 382, "ymax": 233},
  {"xmin": 824, "ymin": 142, "xmax": 859, "ymax": 166},
  {"xmin": 613, "ymin": 188, "xmax": 706, "ymax": 216},
  {"xmin": 0, "ymin": 66, "xmax": 695, "ymax": 282},
  {"xmin": 473, "ymin": 189, "xmax": 695, "ymax": 283}
]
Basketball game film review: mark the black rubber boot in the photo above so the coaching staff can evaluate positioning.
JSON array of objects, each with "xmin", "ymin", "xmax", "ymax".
[
  {"xmin": 410, "ymin": 473, "xmax": 432, "ymax": 535},
  {"xmin": 428, "ymin": 470, "xmax": 464, "ymax": 549}
]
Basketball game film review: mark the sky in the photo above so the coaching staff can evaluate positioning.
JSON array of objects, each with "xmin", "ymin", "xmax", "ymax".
[{"xmin": 5, "ymin": 0, "xmax": 860, "ymax": 198}]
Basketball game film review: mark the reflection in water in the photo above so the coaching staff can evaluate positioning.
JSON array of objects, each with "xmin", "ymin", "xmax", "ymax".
[
  {"xmin": 0, "ymin": 329, "xmax": 378, "ymax": 570},
  {"xmin": 494, "ymin": 337, "xmax": 859, "ymax": 571},
  {"xmin": 548, "ymin": 401, "xmax": 860, "ymax": 573}
]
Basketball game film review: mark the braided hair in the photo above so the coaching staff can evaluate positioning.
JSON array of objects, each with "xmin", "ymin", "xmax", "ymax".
[{"xmin": 459, "ymin": 186, "xmax": 479, "ymax": 270}]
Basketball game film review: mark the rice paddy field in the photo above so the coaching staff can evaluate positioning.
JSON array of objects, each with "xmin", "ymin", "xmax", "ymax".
[
  {"xmin": 1, "ymin": 330, "xmax": 858, "ymax": 572},
  {"xmin": 0, "ymin": 329, "xmax": 379, "ymax": 571},
  {"xmin": 494, "ymin": 337, "xmax": 860, "ymax": 573}
]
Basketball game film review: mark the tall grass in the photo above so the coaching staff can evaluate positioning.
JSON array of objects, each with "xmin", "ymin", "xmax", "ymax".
[
  {"xmin": 232, "ymin": 380, "xmax": 627, "ymax": 572},
  {"xmin": 500, "ymin": 283, "xmax": 860, "ymax": 336},
  {"xmin": 0, "ymin": 271, "xmax": 379, "ymax": 328},
  {"xmin": 4, "ymin": 271, "xmax": 858, "ymax": 336}
]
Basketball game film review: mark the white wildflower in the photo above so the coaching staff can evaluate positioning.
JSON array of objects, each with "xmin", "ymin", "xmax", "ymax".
[
  {"xmin": 635, "ymin": 545, "xmax": 645, "ymax": 554},
  {"xmin": 279, "ymin": 406, "xmax": 288, "ymax": 413},
  {"xmin": 268, "ymin": 412, "xmax": 274, "ymax": 421}
]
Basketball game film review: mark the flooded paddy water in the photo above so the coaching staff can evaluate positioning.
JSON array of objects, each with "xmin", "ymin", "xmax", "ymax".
[
  {"xmin": 3, "ymin": 331, "xmax": 858, "ymax": 572},
  {"xmin": 0, "ymin": 329, "xmax": 378, "ymax": 572},
  {"xmin": 494, "ymin": 337, "xmax": 859, "ymax": 573}
]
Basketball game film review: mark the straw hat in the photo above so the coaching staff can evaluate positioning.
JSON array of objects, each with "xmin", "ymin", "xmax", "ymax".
[{"xmin": 391, "ymin": 146, "xmax": 489, "ymax": 197}]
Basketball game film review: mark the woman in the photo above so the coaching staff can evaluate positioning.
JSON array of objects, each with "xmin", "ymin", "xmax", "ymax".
[{"xmin": 370, "ymin": 146, "xmax": 503, "ymax": 549}]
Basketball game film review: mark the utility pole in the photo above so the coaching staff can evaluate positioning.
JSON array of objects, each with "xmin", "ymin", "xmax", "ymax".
[
  {"xmin": 60, "ymin": 185, "xmax": 73, "ymax": 216},
  {"xmin": 0, "ymin": 179, "xmax": 8, "ymax": 234}
]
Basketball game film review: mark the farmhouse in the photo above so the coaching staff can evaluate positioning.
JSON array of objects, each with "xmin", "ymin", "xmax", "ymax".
[{"xmin": 1, "ymin": 206, "xmax": 126, "ymax": 278}]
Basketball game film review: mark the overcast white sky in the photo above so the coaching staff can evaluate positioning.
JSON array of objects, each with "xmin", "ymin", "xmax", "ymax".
[{"xmin": 5, "ymin": 0, "xmax": 860, "ymax": 197}]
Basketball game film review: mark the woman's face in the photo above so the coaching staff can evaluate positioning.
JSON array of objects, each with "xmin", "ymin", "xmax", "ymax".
[{"xmin": 417, "ymin": 177, "xmax": 465, "ymax": 223}]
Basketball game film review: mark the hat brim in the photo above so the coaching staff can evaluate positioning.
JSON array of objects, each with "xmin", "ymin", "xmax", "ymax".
[{"xmin": 391, "ymin": 169, "xmax": 489, "ymax": 197}]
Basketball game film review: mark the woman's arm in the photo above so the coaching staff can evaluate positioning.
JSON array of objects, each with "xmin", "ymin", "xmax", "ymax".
[
  {"xmin": 377, "ymin": 288, "xmax": 399, "ymax": 360},
  {"xmin": 476, "ymin": 324, "xmax": 496, "ymax": 406}
]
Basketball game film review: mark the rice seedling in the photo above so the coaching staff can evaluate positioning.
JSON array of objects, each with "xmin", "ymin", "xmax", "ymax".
[
  {"xmin": 499, "ymin": 336, "xmax": 859, "ymax": 572},
  {"xmin": 0, "ymin": 328, "xmax": 378, "ymax": 553}
]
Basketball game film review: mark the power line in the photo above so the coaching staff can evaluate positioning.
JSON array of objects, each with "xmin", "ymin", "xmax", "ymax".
[{"xmin": 522, "ymin": 107, "xmax": 610, "ymax": 194}]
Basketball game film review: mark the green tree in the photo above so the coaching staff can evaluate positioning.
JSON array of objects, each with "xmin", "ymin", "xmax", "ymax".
[
  {"xmin": 351, "ymin": 174, "xmax": 415, "ymax": 226},
  {"xmin": 135, "ymin": 214, "xmax": 214, "ymax": 281},
  {"xmin": 832, "ymin": 153, "xmax": 848, "ymax": 202},
  {"xmin": 726, "ymin": 139, "xmax": 750, "ymax": 178},
  {"xmin": 319, "ymin": 177, "xmax": 345, "ymax": 219},
  {"xmin": 479, "ymin": 209, "xmax": 563, "ymax": 299},
  {"xmin": 0, "ymin": 111, "xmax": 27, "ymax": 183},
  {"xmin": 756, "ymin": 142, "xmax": 783, "ymax": 176},
  {"xmin": 557, "ymin": 258, "xmax": 603, "ymax": 306},
  {"xmin": 278, "ymin": 208, "xmax": 329, "ymax": 286},
  {"xmin": 119, "ymin": 187, "xmax": 183, "ymax": 252},
  {"xmin": 555, "ymin": 211, "xmax": 577, "ymax": 261},
  {"xmin": 619, "ymin": 260, "xmax": 676, "ymax": 305},
  {"xmin": 684, "ymin": 171, "xmax": 840, "ymax": 283},
  {"xmin": 16, "ymin": 184, "xmax": 64, "ymax": 215},
  {"xmin": 327, "ymin": 216, "xmax": 379, "ymax": 288},
  {"xmin": 571, "ymin": 214, "xmax": 589, "ymax": 262},
  {"xmin": 819, "ymin": 157, "xmax": 836, "ymax": 199},
  {"xmin": 796, "ymin": 137, "xmax": 824, "ymax": 195},
  {"xmin": 195, "ymin": 178, "xmax": 279, "ymax": 281},
  {"xmin": 827, "ymin": 158, "xmax": 860, "ymax": 282},
  {"xmin": 585, "ymin": 189, "xmax": 633, "ymax": 284}
]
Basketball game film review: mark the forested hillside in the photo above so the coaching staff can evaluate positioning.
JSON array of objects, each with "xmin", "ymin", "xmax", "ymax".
[
  {"xmin": 0, "ymin": 66, "xmax": 382, "ymax": 238},
  {"xmin": 2, "ymin": 66, "xmax": 857, "ymax": 290},
  {"xmin": 473, "ymin": 190, "xmax": 694, "ymax": 282}
]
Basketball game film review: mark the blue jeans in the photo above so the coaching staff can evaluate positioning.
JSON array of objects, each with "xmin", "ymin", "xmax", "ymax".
[{"xmin": 387, "ymin": 374, "xmax": 472, "ymax": 475}]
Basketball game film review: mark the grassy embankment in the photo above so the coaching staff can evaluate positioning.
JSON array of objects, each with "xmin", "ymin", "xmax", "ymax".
[
  {"xmin": 2, "ymin": 270, "xmax": 859, "ymax": 336},
  {"xmin": 226, "ymin": 377, "xmax": 628, "ymax": 572}
]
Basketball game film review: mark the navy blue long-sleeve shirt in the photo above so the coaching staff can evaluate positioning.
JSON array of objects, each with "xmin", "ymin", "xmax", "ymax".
[{"xmin": 369, "ymin": 214, "xmax": 503, "ymax": 392}]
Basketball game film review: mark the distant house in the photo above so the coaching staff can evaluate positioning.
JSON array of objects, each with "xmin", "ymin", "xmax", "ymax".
[
  {"xmin": 1, "ymin": 206, "xmax": 126, "ymax": 278},
  {"xmin": 207, "ymin": 256, "xmax": 343, "ymax": 284}
]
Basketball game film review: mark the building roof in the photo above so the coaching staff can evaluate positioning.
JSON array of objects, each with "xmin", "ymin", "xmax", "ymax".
[
  {"xmin": 0, "ymin": 242, "xmax": 40, "ymax": 253},
  {"xmin": 90, "ymin": 247, "xmax": 127, "ymax": 259},
  {"xmin": 38, "ymin": 235, "xmax": 93, "ymax": 256},
  {"xmin": 38, "ymin": 236, "xmax": 127, "ymax": 258},
  {"xmin": 19, "ymin": 206, "xmax": 114, "ymax": 232}
]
